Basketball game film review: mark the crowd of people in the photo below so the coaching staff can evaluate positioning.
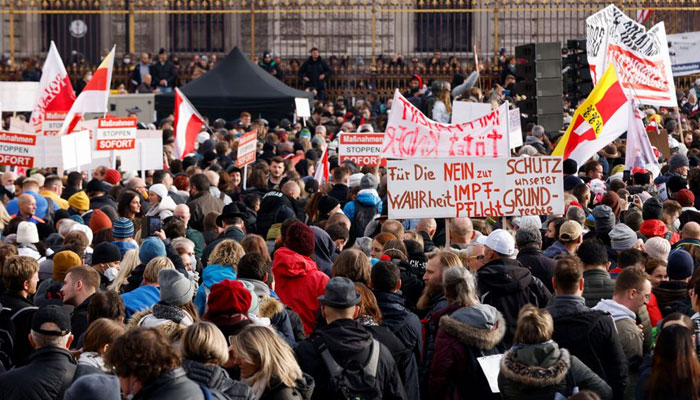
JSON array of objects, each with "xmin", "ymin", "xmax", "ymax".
[{"xmin": 4, "ymin": 40, "xmax": 700, "ymax": 400}]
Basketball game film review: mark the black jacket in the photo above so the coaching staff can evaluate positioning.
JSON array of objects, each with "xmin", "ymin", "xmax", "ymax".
[
  {"xmin": 89, "ymin": 194, "xmax": 118, "ymax": 211},
  {"xmin": 0, "ymin": 346, "xmax": 77, "ymax": 400},
  {"xmin": 476, "ymin": 258, "xmax": 552, "ymax": 347},
  {"xmin": 183, "ymin": 359, "xmax": 254, "ymax": 400},
  {"xmin": 298, "ymin": 56, "xmax": 332, "ymax": 92},
  {"xmin": 418, "ymin": 231, "xmax": 436, "ymax": 252},
  {"xmin": 516, "ymin": 246, "xmax": 555, "ymax": 293},
  {"xmin": 201, "ymin": 226, "xmax": 246, "ymax": 267},
  {"xmin": 374, "ymin": 291, "xmax": 423, "ymax": 363},
  {"xmin": 546, "ymin": 295, "xmax": 628, "ymax": 400},
  {"xmin": 582, "ymin": 268, "xmax": 615, "ymax": 308},
  {"xmin": 418, "ymin": 291, "xmax": 448, "ymax": 398},
  {"xmin": 151, "ymin": 60, "xmax": 178, "ymax": 88},
  {"xmin": 294, "ymin": 318, "xmax": 407, "ymax": 400},
  {"xmin": 364, "ymin": 322, "xmax": 419, "ymax": 400},
  {"xmin": 0, "ymin": 292, "xmax": 36, "ymax": 367},
  {"xmin": 327, "ymin": 183, "xmax": 349, "ymax": 206},
  {"xmin": 69, "ymin": 295, "xmax": 91, "ymax": 349},
  {"xmin": 134, "ymin": 367, "xmax": 204, "ymax": 400},
  {"xmin": 257, "ymin": 191, "xmax": 303, "ymax": 237},
  {"xmin": 653, "ymin": 280, "xmax": 693, "ymax": 317},
  {"xmin": 260, "ymin": 374, "xmax": 315, "ymax": 400}
]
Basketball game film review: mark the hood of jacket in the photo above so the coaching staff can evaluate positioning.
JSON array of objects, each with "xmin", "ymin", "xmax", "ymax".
[
  {"xmin": 268, "ymin": 373, "xmax": 315, "ymax": 400},
  {"xmin": 315, "ymin": 318, "xmax": 373, "ymax": 356},
  {"xmin": 500, "ymin": 342, "xmax": 570, "ymax": 387},
  {"xmin": 478, "ymin": 258, "xmax": 533, "ymax": 295},
  {"xmin": 147, "ymin": 195, "xmax": 177, "ymax": 216},
  {"xmin": 239, "ymin": 278, "xmax": 271, "ymax": 299},
  {"xmin": 653, "ymin": 281, "xmax": 688, "ymax": 305},
  {"xmin": 311, "ymin": 226, "xmax": 335, "ymax": 275},
  {"xmin": 356, "ymin": 189, "xmax": 381, "ymax": 207},
  {"xmin": 272, "ymin": 247, "xmax": 319, "ymax": 279},
  {"xmin": 202, "ymin": 264, "xmax": 237, "ymax": 288},
  {"xmin": 439, "ymin": 304, "xmax": 506, "ymax": 350},
  {"xmin": 592, "ymin": 299, "xmax": 636, "ymax": 322}
]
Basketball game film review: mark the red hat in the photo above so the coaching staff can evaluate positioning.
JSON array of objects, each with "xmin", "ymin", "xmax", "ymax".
[
  {"xmin": 677, "ymin": 189, "xmax": 696, "ymax": 208},
  {"xmin": 631, "ymin": 167, "xmax": 648, "ymax": 175},
  {"xmin": 639, "ymin": 219, "xmax": 668, "ymax": 239},
  {"xmin": 89, "ymin": 209, "xmax": 113, "ymax": 234},
  {"xmin": 104, "ymin": 169, "xmax": 121, "ymax": 185},
  {"xmin": 205, "ymin": 279, "xmax": 251, "ymax": 317},
  {"xmin": 284, "ymin": 221, "xmax": 315, "ymax": 257}
]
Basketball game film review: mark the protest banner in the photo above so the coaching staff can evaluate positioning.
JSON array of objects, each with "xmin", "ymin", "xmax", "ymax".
[
  {"xmin": 382, "ymin": 90, "xmax": 509, "ymax": 159},
  {"xmin": 9, "ymin": 117, "xmax": 34, "ymax": 133},
  {"xmin": 0, "ymin": 131, "xmax": 38, "ymax": 168},
  {"xmin": 42, "ymin": 111, "xmax": 68, "ymax": 136},
  {"xmin": 96, "ymin": 117, "xmax": 137, "ymax": 150},
  {"xmin": 667, "ymin": 31, "xmax": 700, "ymax": 76},
  {"xmin": 0, "ymin": 82, "xmax": 39, "ymax": 112},
  {"xmin": 236, "ymin": 129, "xmax": 258, "ymax": 169},
  {"xmin": 295, "ymin": 97, "xmax": 311, "ymax": 118},
  {"xmin": 118, "ymin": 130, "xmax": 164, "ymax": 173},
  {"xmin": 338, "ymin": 133, "xmax": 386, "ymax": 166},
  {"xmin": 586, "ymin": 4, "xmax": 676, "ymax": 107},
  {"xmin": 386, "ymin": 156, "xmax": 564, "ymax": 219},
  {"xmin": 452, "ymin": 102, "xmax": 491, "ymax": 124},
  {"xmin": 509, "ymin": 108, "xmax": 523, "ymax": 148}
]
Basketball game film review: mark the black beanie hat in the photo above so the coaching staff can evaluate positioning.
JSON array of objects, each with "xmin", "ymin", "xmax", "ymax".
[{"xmin": 643, "ymin": 197, "xmax": 664, "ymax": 221}]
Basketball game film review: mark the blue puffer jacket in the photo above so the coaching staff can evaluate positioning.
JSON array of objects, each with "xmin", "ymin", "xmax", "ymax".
[
  {"xmin": 343, "ymin": 189, "xmax": 382, "ymax": 221},
  {"xmin": 194, "ymin": 264, "xmax": 237, "ymax": 316}
]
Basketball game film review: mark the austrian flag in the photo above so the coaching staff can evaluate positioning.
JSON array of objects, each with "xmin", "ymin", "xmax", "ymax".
[
  {"xmin": 173, "ymin": 88, "xmax": 205, "ymax": 159},
  {"xmin": 552, "ymin": 64, "xmax": 631, "ymax": 166}
]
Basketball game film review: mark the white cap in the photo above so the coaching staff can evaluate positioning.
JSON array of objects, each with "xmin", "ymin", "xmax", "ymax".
[
  {"xmin": 16, "ymin": 221, "xmax": 39, "ymax": 244},
  {"xmin": 149, "ymin": 183, "xmax": 168, "ymax": 200},
  {"xmin": 512, "ymin": 215, "xmax": 542, "ymax": 230},
  {"xmin": 476, "ymin": 229, "xmax": 515, "ymax": 256},
  {"xmin": 69, "ymin": 223, "xmax": 93, "ymax": 246},
  {"xmin": 348, "ymin": 173, "xmax": 365, "ymax": 188}
]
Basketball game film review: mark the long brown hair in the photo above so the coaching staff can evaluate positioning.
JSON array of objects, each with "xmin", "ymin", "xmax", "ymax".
[
  {"xmin": 241, "ymin": 234, "xmax": 272, "ymax": 264},
  {"xmin": 645, "ymin": 324, "xmax": 700, "ymax": 400},
  {"xmin": 354, "ymin": 282, "xmax": 382, "ymax": 324}
]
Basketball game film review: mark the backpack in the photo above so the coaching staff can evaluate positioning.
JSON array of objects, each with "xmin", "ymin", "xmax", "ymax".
[
  {"xmin": 351, "ymin": 201, "xmax": 378, "ymax": 240},
  {"xmin": 0, "ymin": 305, "xmax": 38, "ymax": 370},
  {"xmin": 422, "ymin": 94, "xmax": 438, "ymax": 119},
  {"xmin": 312, "ymin": 335, "xmax": 383, "ymax": 400},
  {"xmin": 551, "ymin": 310, "xmax": 608, "ymax": 381}
]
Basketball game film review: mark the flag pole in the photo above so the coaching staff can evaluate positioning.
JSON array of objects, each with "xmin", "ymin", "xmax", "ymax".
[{"xmin": 243, "ymin": 165, "xmax": 248, "ymax": 191}]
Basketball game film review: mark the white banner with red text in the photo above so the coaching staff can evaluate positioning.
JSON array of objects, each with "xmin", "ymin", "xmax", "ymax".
[
  {"xmin": 236, "ymin": 129, "xmax": 258, "ymax": 168},
  {"xmin": 338, "ymin": 133, "xmax": 386, "ymax": 166}
]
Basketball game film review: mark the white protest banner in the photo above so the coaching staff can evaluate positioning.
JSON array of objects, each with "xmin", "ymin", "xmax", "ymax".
[
  {"xmin": 60, "ymin": 130, "xmax": 92, "ymax": 170},
  {"xmin": 338, "ymin": 133, "xmax": 386, "ymax": 166},
  {"xmin": 295, "ymin": 97, "xmax": 311, "ymax": 118},
  {"xmin": 42, "ymin": 111, "xmax": 67, "ymax": 136},
  {"xmin": 9, "ymin": 117, "xmax": 34, "ymax": 133},
  {"xmin": 383, "ymin": 90, "xmax": 509, "ymax": 159},
  {"xmin": 119, "ymin": 130, "xmax": 164, "ymax": 171},
  {"xmin": 452, "ymin": 101, "xmax": 491, "ymax": 124},
  {"xmin": 0, "ymin": 131, "xmax": 38, "ymax": 167},
  {"xmin": 586, "ymin": 4, "xmax": 676, "ymax": 107},
  {"xmin": 667, "ymin": 31, "xmax": 700, "ymax": 76},
  {"xmin": 0, "ymin": 82, "xmax": 39, "ymax": 112},
  {"xmin": 509, "ymin": 108, "xmax": 523, "ymax": 149},
  {"xmin": 387, "ymin": 156, "xmax": 564, "ymax": 219},
  {"xmin": 96, "ymin": 117, "xmax": 137, "ymax": 151},
  {"xmin": 236, "ymin": 129, "xmax": 258, "ymax": 168}
]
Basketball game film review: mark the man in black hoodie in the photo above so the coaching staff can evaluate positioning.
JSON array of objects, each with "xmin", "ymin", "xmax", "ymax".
[
  {"xmin": 298, "ymin": 47, "xmax": 332, "ymax": 99},
  {"xmin": 294, "ymin": 277, "xmax": 407, "ymax": 400},
  {"xmin": 475, "ymin": 229, "xmax": 551, "ymax": 347}
]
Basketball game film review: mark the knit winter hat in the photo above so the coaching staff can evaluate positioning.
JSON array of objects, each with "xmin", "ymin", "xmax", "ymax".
[
  {"xmin": 16, "ymin": 221, "xmax": 39, "ymax": 244},
  {"xmin": 158, "ymin": 269, "xmax": 195, "ymax": 306},
  {"xmin": 149, "ymin": 184, "xmax": 168, "ymax": 200},
  {"xmin": 91, "ymin": 242, "xmax": 121, "ymax": 265},
  {"xmin": 318, "ymin": 196, "xmax": 339, "ymax": 215},
  {"xmin": 52, "ymin": 250, "xmax": 82, "ymax": 281},
  {"xmin": 624, "ymin": 208, "xmax": 643, "ymax": 232},
  {"xmin": 639, "ymin": 219, "xmax": 668, "ymax": 239},
  {"xmin": 104, "ymin": 169, "xmax": 122, "ymax": 186},
  {"xmin": 667, "ymin": 250, "xmax": 694, "ymax": 280},
  {"xmin": 643, "ymin": 197, "xmax": 664, "ymax": 221},
  {"xmin": 112, "ymin": 218, "xmax": 134, "ymax": 239},
  {"xmin": 206, "ymin": 279, "xmax": 252, "ymax": 317},
  {"xmin": 601, "ymin": 191, "xmax": 621, "ymax": 217},
  {"xmin": 593, "ymin": 205, "xmax": 615, "ymax": 233},
  {"xmin": 89, "ymin": 209, "xmax": 113, "ymax": 234},
  {"xmin": 284, "ymin": 221, "xmax": 315, "ymax": 257},
  {"xmin": 669, "ymin": 153, "xmax": 690, "ymax": 170},
  {"xmin": 65, "ymin": 374, "xmax": 121, "ymax": 400},
  {"xmin": 645, "ymin": 237, "xmax": 671, "ymax": 261},
  {"xmin": 68, "ymin": 191, "xmax": 90, "ymax": 211},
  {"xmin": 139, "ymin": 237, "xmax": 166, "ymax": 266},
  {"xmin": 361, "ymin": 174, "xmax": 378, "ymax": 190},
  {"xmin": 564, "ymin": 175, "xmax": 583, "ymax": 192},
  {"xmin": 86, "ymin": 179, "xmax": 104, "ymax": 194},
  {"xmin": 609, "ymin": 224, "xmax": 638, "ymax": 250}
]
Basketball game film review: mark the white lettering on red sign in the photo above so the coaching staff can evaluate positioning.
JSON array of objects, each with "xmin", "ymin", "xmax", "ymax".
[
  {"xmin": 96, "ymin": 117, "xmax": 137, "ymax": 150},
  {"xmin": 339, "ymin": 133, "xmax": 386, "ymax": 166}
]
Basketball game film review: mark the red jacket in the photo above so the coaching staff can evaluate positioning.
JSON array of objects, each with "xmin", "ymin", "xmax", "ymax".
[
  {"xmin": 646, "ymin": 291, "xmax": 663, "ymax": 328},
  {"xmin": 272, "ymin": 247, "xmax": 329, "ymax": 335}
]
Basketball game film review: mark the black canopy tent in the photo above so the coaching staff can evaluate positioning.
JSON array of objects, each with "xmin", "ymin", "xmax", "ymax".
[{"xmin": 155, "ymin": 47, "xmax": 312, "ymax": 122}]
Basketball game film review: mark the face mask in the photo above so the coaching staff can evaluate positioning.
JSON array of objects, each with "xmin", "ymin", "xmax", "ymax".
[
  {"xmin": 189, "ymin": 255, "xmax": 197, "ymax": 270},
  {"xmin": 186, "ymin": 269, "xmax": 198, "ymax": 282},
  {"xmin": 104, "ymin": 267, "xmax": 119, "ymax": 282},
  {"xmin": 674, "ymin": 218, "xmax": 681, "ymax": 230},
  {"xmin": 4, "ymin": 185, "xmax": 14, "ymax": 193}
]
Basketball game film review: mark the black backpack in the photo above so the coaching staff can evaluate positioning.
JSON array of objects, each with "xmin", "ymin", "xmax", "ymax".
[
  {"xmin": 0, "ymin": 305, "xmax": 38, "ymax": 370},
  {"xmin": 351, "ymin": 201, "xmax": 378, "ymax": 240},
  {"xmin": 312, "ymin": 336, "xmax": 383, "ymax": 400}
]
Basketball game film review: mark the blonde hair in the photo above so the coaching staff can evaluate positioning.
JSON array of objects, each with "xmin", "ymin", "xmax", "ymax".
[
  {"xmin": 0, "ymin": 202, "xmax": 11, "ymax": 231},
  {"xmin": 209, "ymin": 240, "xmax": 245, "ymax": 269},
  {"xmin": 181, "ymin": 322, "xmax": 229, "ymax": 365},
  {"xmin": 230, "ymin": 325, "xmax": 303, "ymax": 395},
  {"xmin": 143, "ymin": 256, "xmax": 175, "ymax": 284},
  {"xmin": 430, "ymin": 250, "xmax": 463, "ymax": 269},
  {"xmin": 442, "ymin": 267, "xmax": 479, "ymax": 307},
  {"xmin": 438, "ymin": 88, "xmax": 452, "ymax": 114},
  {"xmin": 108, "ymin": 249, "xmax": 140, "ymax": 292},
  {"xmin": 514, "ymin": 304, "xmax": 554, "ymax": 344}
]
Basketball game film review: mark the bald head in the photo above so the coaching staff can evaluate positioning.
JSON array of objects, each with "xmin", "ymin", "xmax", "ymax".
[
  {"xmin": 417, "ymin": 218, "xmax": 437, "ymax": 238},
  {"xmin": 174, "ymin": 204, "xmax": 191, "ymax": 226},
  {"xmin": 682, "ymin": 222, "xmax": 700, "ymax": 240},
  {"xmin": 18, "ymin": 194, "xmax": 36, "ymax": 218},
  {"xmin": 204, "ymin": 170, "xmax": 220, "ymax": 187},
  {"xmin": 450, "ymin": 217, "xmax": 474, "ymax": 245},
  {"xmin": 381, "ymin": 220, "xmax": 404, "ymax": 240},
  {"xmin": 281, "ymin": 181, "xmax": 300, "ymax": 199},
  {"xmin": 1, "ymin": 172, "xmax": 16, "ymax": 187}
]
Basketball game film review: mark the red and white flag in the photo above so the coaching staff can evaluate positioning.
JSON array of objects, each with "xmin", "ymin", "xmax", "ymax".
[
  {"xmin": 314, "ymin": 144, "xmax": 329, "ymax": 186},
  {"xmin": 626, "ymin": 107, "xmax": 659, "ymax": 170},
  {"xmin": 173, "ymin": 88, "xmax": 205, "ymax": 159},
  {"xmin": 30, "ymin": 41, "xmax": 76, "ymax": 132},
  {"xmin": 636, "ymin": 9, "xmax": 653, "ymax": 24},
  {"xmin": 59, "ymin": 46, "xmax": 115, "ymax": 135}
]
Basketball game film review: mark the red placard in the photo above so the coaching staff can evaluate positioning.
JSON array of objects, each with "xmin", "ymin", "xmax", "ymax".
[
  {"xmin": 0, "ymin": 131, "xmax": 37, "ymax": 167},
  {"xmin": 236, "ymin": 130, "xmax": 258, "ymax": 168},
  {"xmin": 96, "ymin": 117, "xmax": 137, "ymax": 150},
  {"xmin": 338, "ymin": 133, "xmax": 386, "ymax": 166}
]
